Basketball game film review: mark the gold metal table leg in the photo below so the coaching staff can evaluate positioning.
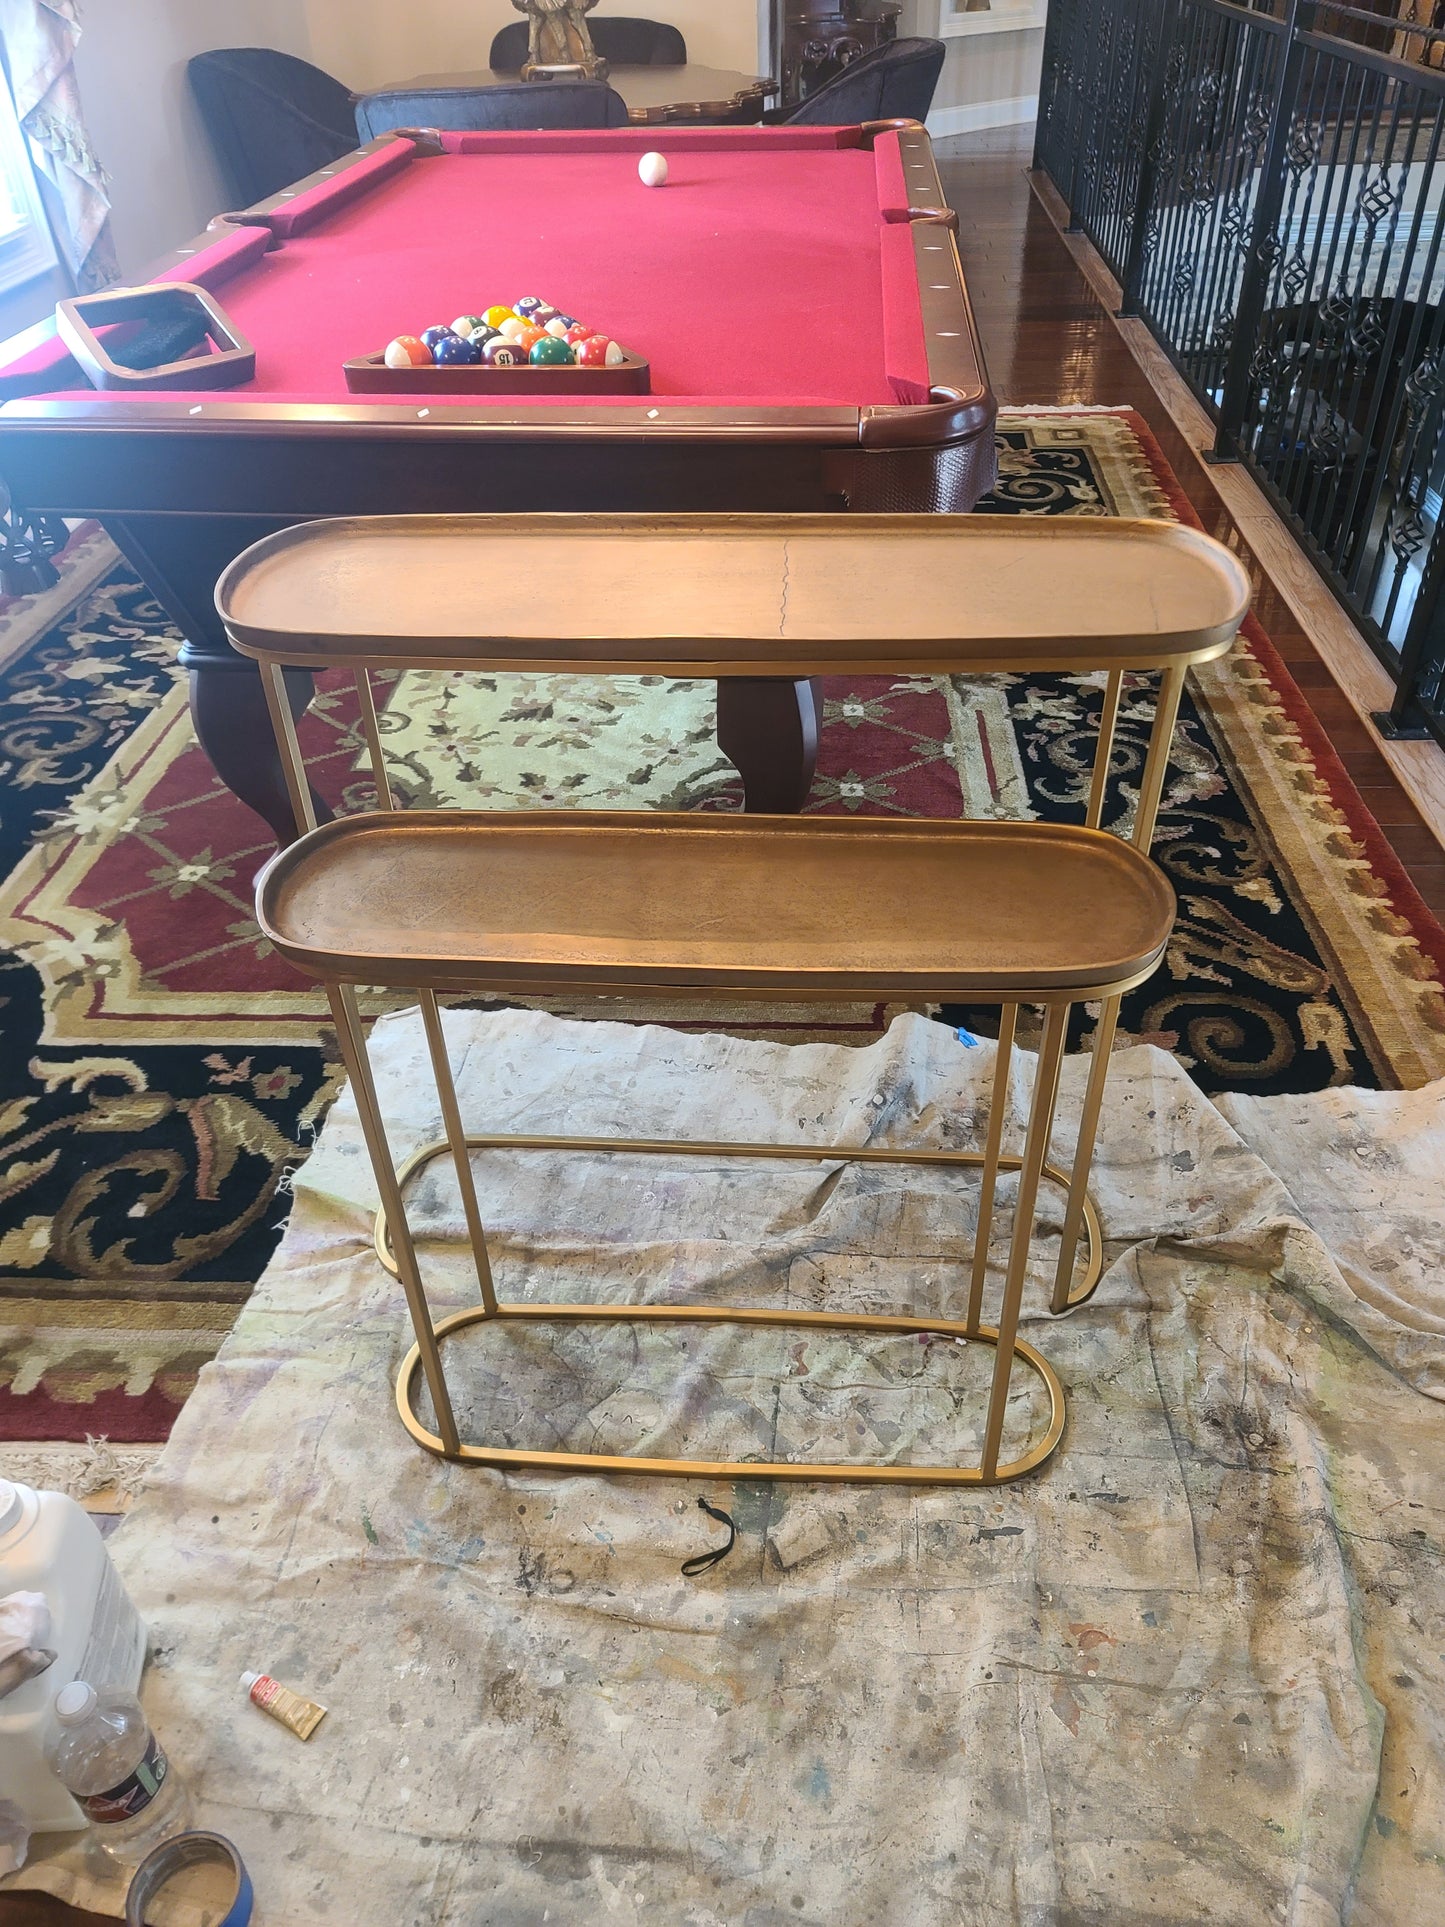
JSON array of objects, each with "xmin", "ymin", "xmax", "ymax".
[{"xmin": 1050, "ymin": 664, "xmax": 1190, "ymax": 1314}]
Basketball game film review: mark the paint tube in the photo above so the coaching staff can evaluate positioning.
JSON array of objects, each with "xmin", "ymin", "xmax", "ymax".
[{"xmin": 239, "ymin": 1671, "xmax": 326, "ymax": 1741}]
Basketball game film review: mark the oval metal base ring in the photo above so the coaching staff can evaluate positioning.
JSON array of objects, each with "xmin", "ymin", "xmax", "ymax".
[
  {"xmin": 372, "ymin": 1133, "xmax": 1105, "ymax": 1312},
  {"xmin": 394, "ymin": 1300, "xmax": 1067, "ymax": 1488}
]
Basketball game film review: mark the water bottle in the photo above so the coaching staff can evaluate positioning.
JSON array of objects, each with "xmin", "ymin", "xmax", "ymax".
[{"xmin": 44, "ymin": 1679, "xmax": 190, "ymax": 1865}]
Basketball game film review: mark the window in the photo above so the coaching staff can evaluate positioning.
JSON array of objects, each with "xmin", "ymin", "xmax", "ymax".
[{"xmin": 0, "ymin": 67, "xmax": 58, "ymax": 297}]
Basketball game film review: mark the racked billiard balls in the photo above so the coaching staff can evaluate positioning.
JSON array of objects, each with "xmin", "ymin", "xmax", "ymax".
[
  {"xmin": 531, "ymin": 306, "xmax": 559, "ymax": 327},
  {"xmin": 384, "ymin": 335, "xmax": 433, "ymax": 369},
  {"xmin": 452, "ymin": 314, "xmax": 488, "ymax": 339},
  {"xmin": 498, "ymin": 316, "xmax": 528, "ymax": 341},
  {"xmin": 563, "ymin": 324, "xmax": 595, "ymax": 346},
  {"xmin": 513, "ymin": 295, "xmax": 546, "ymax": 317},
  {"xmin": 483, "ymin": 305, "xmax": 517, "ymax": 330},
  {"xmin": 573, "ymin": 335, "xmax": 614, "ymax": 368},
  {"xmin": 421, "ymin": 325, "xmax": 456, "ymax": 351},
  {"xmin": 529, "ymin": 335, "xmax": 575, "ymax": 366},
  {"xmin": 515, "ymin": 322, "xmax": 547, "ymax": 354},
  {"xmin": 433, "ymin": 333, "xmax": 481, "ymax": 365},
  {"xmin": 481, "ymin": 338, "xmax": 522, "ymax": 366}
]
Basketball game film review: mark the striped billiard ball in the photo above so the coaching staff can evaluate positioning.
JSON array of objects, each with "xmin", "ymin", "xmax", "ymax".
[{"xmin": 383, "ymin": 335, "xmax": 432, "ymax": 369}]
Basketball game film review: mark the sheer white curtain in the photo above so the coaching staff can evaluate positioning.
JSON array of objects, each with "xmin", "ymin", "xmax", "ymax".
[{"xmin": 0, "ymin": 0, "xmax": 115, "ymax": 290}]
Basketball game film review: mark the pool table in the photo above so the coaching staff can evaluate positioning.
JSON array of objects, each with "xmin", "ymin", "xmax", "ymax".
[{"xmin": 0, "ymin": 123, "xmax": 995, "ymax": 838}]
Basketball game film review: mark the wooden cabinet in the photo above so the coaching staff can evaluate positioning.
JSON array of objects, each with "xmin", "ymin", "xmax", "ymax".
[{"xmin": 780, "ymin": 1, "xmax": 903, "ymax": 106}]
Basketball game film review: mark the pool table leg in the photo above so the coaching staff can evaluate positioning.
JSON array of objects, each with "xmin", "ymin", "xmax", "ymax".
[
  {"xmin": 716, "ymin": 676, "xmax": 822, "ymax": 814},
  {"xmin": 188, "ymin": 657, "xmax": 334, "ymax": 845},
  {"xmin": 100, "ymin": 515, "xmax": 332, "ymax": 845}
]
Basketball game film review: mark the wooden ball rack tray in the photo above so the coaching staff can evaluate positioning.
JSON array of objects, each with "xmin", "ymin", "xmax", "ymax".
[{"xmin": 344, "ymin": 343, "xmax": 650, "ymax": 395}]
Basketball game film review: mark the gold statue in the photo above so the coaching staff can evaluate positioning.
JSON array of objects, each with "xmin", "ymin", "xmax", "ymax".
[{"xmin": 512, "ymin": 0, "xmax": 608, "ymax": 81}]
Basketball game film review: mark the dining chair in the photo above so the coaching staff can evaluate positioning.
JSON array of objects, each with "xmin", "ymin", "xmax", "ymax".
[
  {"xmin": 189, "ymin": 49, "xmax": 358, "ymax": 207},
  {"xmin": 767, "ymin": 37, "xmax": 946, "ymax": 127},
  {"xmin": 355, "ymin": 81, "xmax": 632, "ymax": 141}
]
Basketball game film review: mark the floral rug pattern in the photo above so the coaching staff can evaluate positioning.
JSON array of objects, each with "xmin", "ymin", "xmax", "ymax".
[{"xmin": 0, "ymin": 411, "xmax": 1441, "ymax": 1442}]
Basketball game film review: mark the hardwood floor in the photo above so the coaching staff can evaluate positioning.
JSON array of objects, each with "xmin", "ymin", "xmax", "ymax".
[
  {"xmin": 937, "ymin": 126, "xmax": 1445, "ymax": 921},
  {"xmin": 5, "ymin": 120, "xmax": 1444, "ymax": 1927}
]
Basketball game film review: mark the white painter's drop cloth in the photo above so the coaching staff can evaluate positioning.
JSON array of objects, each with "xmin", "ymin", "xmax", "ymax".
[{"xmin": 8, "ymin": 1010, "xmax": 1444, "ymax": 1926}]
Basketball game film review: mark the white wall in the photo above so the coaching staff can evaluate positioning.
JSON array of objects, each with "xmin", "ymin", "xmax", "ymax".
[
  {"xmin": 303, "ymin": 1, "xmax": 763, "ymax": 91},
  {"xmin": 72, "ymin": 0, "xmax": 312, "ymax": 275},
  {"xmin": 901, "ymin": 2, "xmax": 1044, "ymax": 138}
]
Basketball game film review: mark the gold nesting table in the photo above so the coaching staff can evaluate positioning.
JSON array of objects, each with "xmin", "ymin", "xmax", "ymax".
[{"xmin": 218, "ymin": 512, "xmax": 1250, "ymax": 1488}]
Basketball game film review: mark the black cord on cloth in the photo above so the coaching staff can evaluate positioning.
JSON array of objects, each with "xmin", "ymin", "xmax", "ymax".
[{"xmin": 681, "ymin": 1497, "xmax": 737, "ymax": 1577}]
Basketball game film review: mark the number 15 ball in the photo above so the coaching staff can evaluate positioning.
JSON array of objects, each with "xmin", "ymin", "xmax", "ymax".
[{"xmin": 638, "ymin": 151, "xmax": 669, "ymax": 188}]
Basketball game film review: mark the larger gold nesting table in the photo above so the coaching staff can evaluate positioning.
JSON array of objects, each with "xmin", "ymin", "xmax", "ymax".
[{"xmin": 220, "ymin": 512, "xmax": 1250, "ymax": 1487}]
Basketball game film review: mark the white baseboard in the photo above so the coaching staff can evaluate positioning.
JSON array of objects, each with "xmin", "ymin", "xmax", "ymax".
[{"xmin": 927, "ymin": 94, "xmax": 1038, "ymax": 138}]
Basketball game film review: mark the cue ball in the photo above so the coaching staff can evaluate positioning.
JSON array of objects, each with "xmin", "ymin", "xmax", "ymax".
[{"xmin": 638, "ymin": 152, "xmax": 669, "ymax": 188}]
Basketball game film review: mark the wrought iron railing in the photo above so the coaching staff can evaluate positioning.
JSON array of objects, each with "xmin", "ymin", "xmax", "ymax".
[{"xmin": 1036, "ymin": 0, "xmax": 1445, "ymax": 749}]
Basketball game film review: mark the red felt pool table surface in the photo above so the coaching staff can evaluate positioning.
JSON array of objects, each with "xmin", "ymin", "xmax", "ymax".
[
  {"xmin": 215, "ymin": 134, "xmax": 924, "ymax": 405},
  {"xmin": 0, "ymin": 124, "xmax": 988, "ymax": 436}
]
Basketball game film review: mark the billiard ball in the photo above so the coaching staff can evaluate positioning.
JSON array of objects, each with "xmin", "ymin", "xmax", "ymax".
[
  {"xmin": 452, "ymin": 314, "xmax": 487, "ymax": 339},
  {"xmin": 481, "ymin": 338, "xmax": 521, "ymax": 366},
  {"xmin": 543, "ymin": 317, "xmax": 572, "ymax": 338},
  {"xmin": 638, "ymin": 152, "xmax": 668, "ymax": 188},
  {"xmin": 605, "ymin": 339, "xmax": 627, "ymax": 366},
  {"xmin": 530, "ymin": 335, "xmax": 575, "ymax": 366},
  {"xmin": 531, "ymin": 306, "xmax": 559, "ymax": 327},
  {"xmin": 483, "ymin": 305, "xmax": 517, "ymax": 330},
  {"xmin": 433, "ymin": 333, "xmax": 480, "ymax": 365},
  {"xmin": 573, "ymin": 335, "xmax": 611, "ymax": 368},
  {"xmin": 499, "ymin": 317, "xmax": 528, "ymax": 341},
  {"xmin": 564, "ymin": 324, "xmax": 595, "ymax": 346},
  {"xmin": 513, "ymin": 296, "xmax": 545, "ymax": 317},
  {"xmin": 515, "ymin": 323, "xmax": 547, "ymax": 354},
  {"xmin": 420, "ymin": 325, "xmax": 456, "ymax": 351},
  {"xmin": 384, "ymin": 335, "xmax": 432, "ymax": 369}
]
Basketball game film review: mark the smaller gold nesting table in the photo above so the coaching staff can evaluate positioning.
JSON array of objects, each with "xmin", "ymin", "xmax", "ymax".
[{"xmin": 219, "ymin": 511, "xmax": 1250, "ymax": 1487}]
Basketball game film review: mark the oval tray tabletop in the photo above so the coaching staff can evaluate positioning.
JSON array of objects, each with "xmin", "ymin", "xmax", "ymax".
[
  {"xmin": 216, "ymin": 512, "xmax": 1252, "ymax": 675},
  {"xmin": 257, "ymin": 811, "xmax": 1177, "ymax": 999}
]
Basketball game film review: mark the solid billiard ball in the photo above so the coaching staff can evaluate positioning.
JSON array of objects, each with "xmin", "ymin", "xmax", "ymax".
[
  {"xmin": 421, "ymin": 325, "xmax": 456, "ymax": 351},
  {"xmin": 452, "ymin": 314, "xmax": 487, "ymax": 339},
  {"xmin": 564, "ymin": 324, "xmax": 595, "ymax": 346},
  {"xmin": 499, "ymin": 317, "xmax": 528, "ymax": 341},
  {"xmin": 483, "ymin": 305, "xmax": 517, "ymax": 329},
  {"xmin": 515, "ymin": 323, "xmax": 547, "ymax": 354},
  {"xmin": 481, "ymin": 338, "xmax": 522, "ymax": 366},
  {"xmin": 433, "ymin": 333, "xmax": 481, "ymax": 365},
  {"xmin": 531, "ymin": 306, "xmax": 559, "ymax": 327},
  {"xmin": 384, "ymin": 335, "xmax": 433, "ymax": 369},
  {"xmin": 513, "ymin": 296, "xmax": 545, "ymax": 317},
  {"xmin": 529, "ymin": 335, "xmax": 575, "ymax": 365},
  {"xmin": 573, "ymin": 335, "xmax": 611, "ymax": 367},
  {"xmin": 638, "ymin": 152, "xmax": 668, "ymax": 188}
]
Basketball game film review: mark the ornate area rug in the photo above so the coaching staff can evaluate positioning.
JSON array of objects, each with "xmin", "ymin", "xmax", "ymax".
[{"xmin": 1, "ymin": 409, "xmax": 1442, "ymax": 1450}]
